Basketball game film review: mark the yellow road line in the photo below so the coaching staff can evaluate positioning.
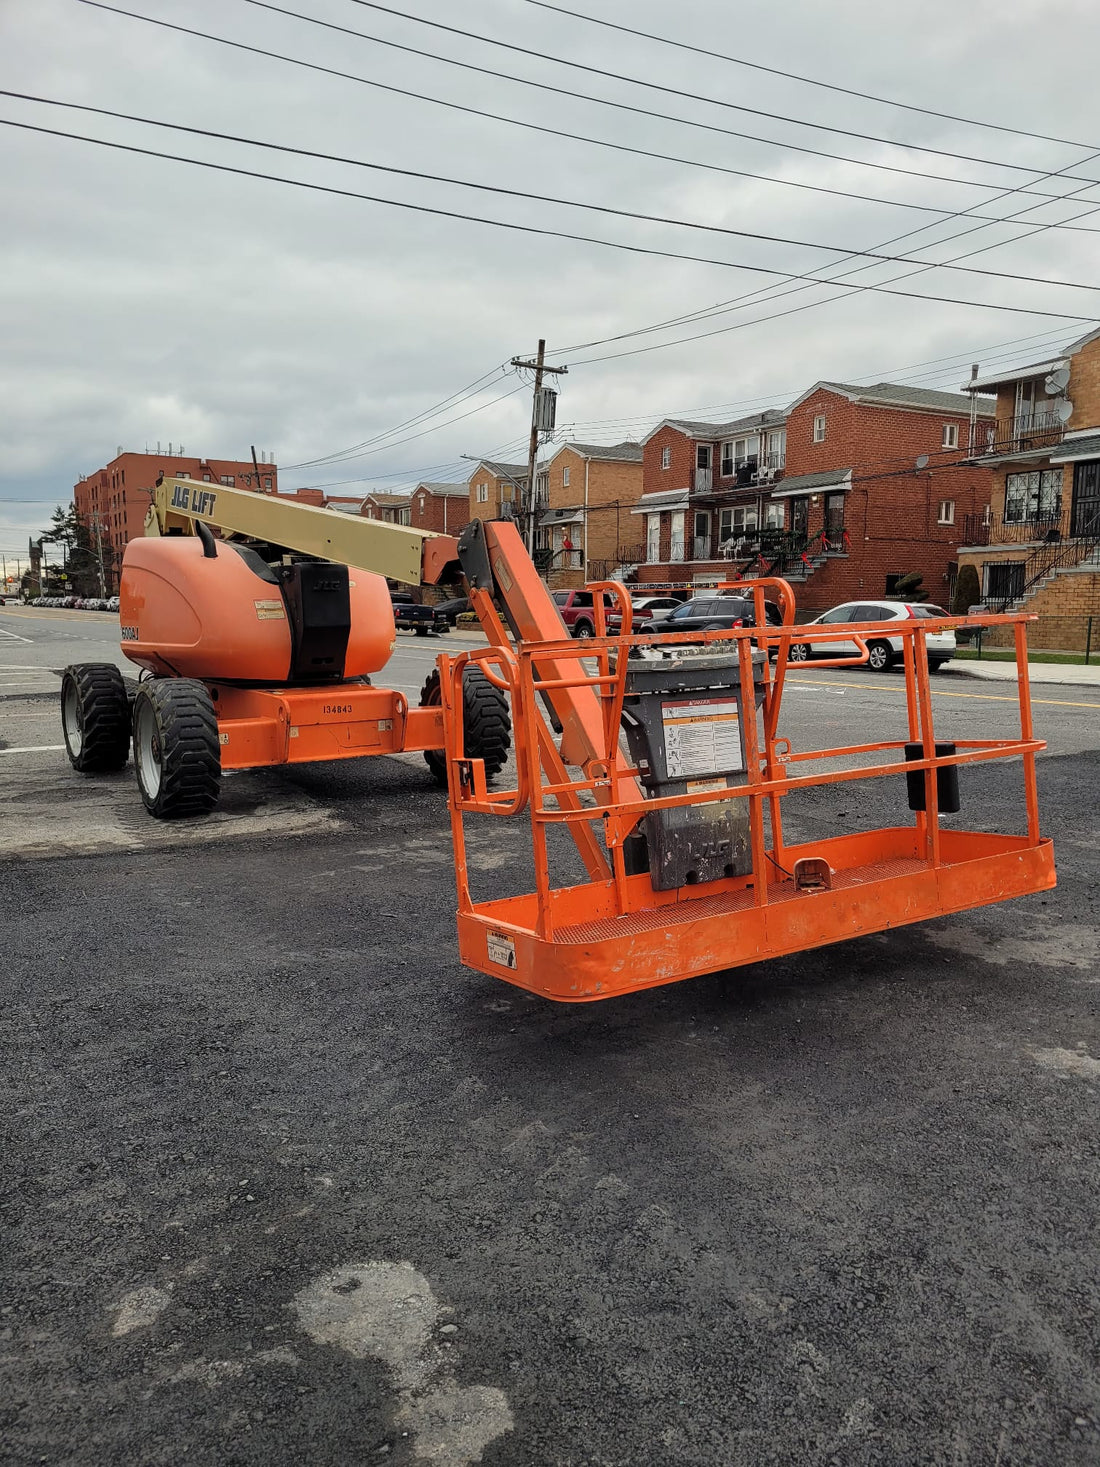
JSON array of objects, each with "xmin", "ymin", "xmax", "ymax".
[{"xmin": 787, "ymin": 676, "xmax": 1100, "ymax": 710}]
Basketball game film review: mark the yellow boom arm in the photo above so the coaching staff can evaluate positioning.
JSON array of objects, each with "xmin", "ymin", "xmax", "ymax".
[{"xmin": 146, "ymin": 476, "xmax": 455, "ymax": 586}]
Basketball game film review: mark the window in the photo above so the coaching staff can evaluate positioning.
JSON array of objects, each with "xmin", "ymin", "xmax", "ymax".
[
  {"xmin": 562, "ymin": 465, "xmax": 570, "ymax": 487},
  {"xmin": 646, "ymin": 512, "xmax": 661, "ymax": 560},
  {"xmin": 817, "ymin": 605, "xmax": 854, "ymax": 624},
  {"xmin": 764, "ymin": 501, "xmax": 784, "ymax": 529},
  {"xmin": 476, "ymin": 482, "xmax": 489, "ymax": 503},
  {"xmin": 696, "ymin": 444, "xmax": 711, "ymax": 470},
  {"xmin": 985, "ymin": 562, "xmax": 1025, "ymax": 602},
  {"xmin": 938, "ymin": 500, "xmax": 955, "ymax": 525},
  {"xmin": 202, "ymin": 473, "xmax": 212, "ymax": 482},
  {"xmin": 942, "ymin": 423, "xmax": 959, "ymax": 449},
  {"xmin": 720, "ymin": 442, "xmax": 733, "ymax": 477},
  {"xmin": 552, "ymin": 591, "xmax": 569, "ymax": 606},
  {"xmin": 661, "ymin": 446, "xmax": 671, "ymax": 470},
  {"xmin": 219, "ymin": 475, "xmax": 235, "ymax": 486},
  {"xmin": 263, "ymin": 477, "xmax": 272, "ymax": 491},
  {"xmin": 501, "ymin": 482, "xmax": 514, "ymax": 501},
  {"xmin": 1004, "ymin": 469, "xmax": 1062, "ymax": 524},
  {"xmin": 813, "ymin": 415, "xmax": 826, "ymax": 443}
]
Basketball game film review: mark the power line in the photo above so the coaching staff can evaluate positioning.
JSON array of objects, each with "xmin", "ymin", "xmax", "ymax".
[
  {"xmin": 283, "ymin": 363, "xmax": 510, "ymax": 468},
  {"xmin": 80, "ymin": 0, "xmax": 1100, "ymax": 204},
  {"xmin": 6, "ymin": 103, "xmax": 1100, "ymax": 302},
  {"xmin": 519, "ymin": 0, "xmax": 1097, "ymax": 153},
  {"xmin": 347, "ymin": 0, "xmax": 1100, "ymax": 184}
]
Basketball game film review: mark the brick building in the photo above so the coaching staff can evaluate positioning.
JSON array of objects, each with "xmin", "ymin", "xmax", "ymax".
[
  {"xmin": 74, "ymin": 450, "xmax": 279, "ymax": 592},
  {"xmin": 631, "ymin": 411, "xmax": 788, "ymax": 580},
  {"xmin": 362, "ymin": 491, "xmax": 412, "ymax": 524},
  {"xmin": 408, "ymin": 481, "xmax": 471, "ymax": 536},
  {"xmin": 538, "ymin": 442, "xmax": 644, "ymax": 587},
  {"xmin": 955, "ymin": 327, "xmax": 1100, "ymax": 649},
  {"xmin": 467, "ymin": 460, "xmax": 528, "ymax": 520},
  {"xmin": 631, "ymin": 386, "xmax": 993, "ymax": 615}
]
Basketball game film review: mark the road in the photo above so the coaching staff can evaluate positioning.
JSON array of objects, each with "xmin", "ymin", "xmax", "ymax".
[{"xmin": 2, "ymin": 605, "xmax": 1099, "ymax": 1466}]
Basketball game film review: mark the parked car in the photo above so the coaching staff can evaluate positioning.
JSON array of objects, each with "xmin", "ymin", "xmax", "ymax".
[
  {"xmin": 552, "ymin": 588, "xmax": 617, "ymax": 638},
  {"xmin": 605, "ymin": 594, "xmax": 685, "ymax": 634},
  {"xmin": 433, "ymin": 596, "xmax": 469, "ymax": 626},
  {"xmin": 786, "ymin": 600, "xmax": 956, "ymax": 672},
  {"xmin": 655, "ymin": 593, "xmax": 783, "ymax": 638}
]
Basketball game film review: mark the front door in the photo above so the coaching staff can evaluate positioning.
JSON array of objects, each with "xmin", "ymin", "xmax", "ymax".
[
  {"xmin": 693, "ymin": 510, "xmax": 711, "ymax": 559},
  {"xmin": 789, "ymin": 496, "xmax": 809, "ymax": 539},
  {"xmin": 1071, "ymin": 460, "xmax": 1100, "ymax": 538}
]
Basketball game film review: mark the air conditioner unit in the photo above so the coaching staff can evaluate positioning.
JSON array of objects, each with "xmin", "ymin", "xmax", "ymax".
[{"xmin": 758, "ymin": 467, "xmax": 776, "ymax": 484}]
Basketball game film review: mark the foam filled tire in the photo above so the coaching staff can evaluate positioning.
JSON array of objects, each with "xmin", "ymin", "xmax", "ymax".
[
  {"xmin": 60, "ymin": 663, "xmax": 131, "ymax": 772},
  {"xmin": 420, "ymin": 666, "xmax": 511, "ymax": 788},
  {"xmin": 867, "ymin": 639, "xmax": 894, "ymax": 672},
  {"xmin": 132, "ymin": 678, "xmax": 221, "ymax": 818}
]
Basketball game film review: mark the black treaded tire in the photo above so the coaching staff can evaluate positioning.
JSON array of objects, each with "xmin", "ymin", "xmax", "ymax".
[
  {"xmin": 420, "ymin": 666, "xmax": 511, "ymax": 788},
  {"xmin": 61, "ymin": 663, "xmax": 131, "ymax": 772},
  {"xmin": 132, "ymin": 678, "xmax": 221, "ymax": 818},
  {"xmin": 572, "ymin": 619, "xmax": 594, "ymax": 639}
]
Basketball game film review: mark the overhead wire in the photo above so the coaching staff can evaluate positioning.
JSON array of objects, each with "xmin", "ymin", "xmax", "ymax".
[
  {"xmin": 8, "ymin": 89, "xmax": 1100, "ymax": 299},
  {"xmin": 81, "ymin": 0, "xmax": 1100, "ymax": 203},
  {"xmin": 519, "ymin": 0, "xmax": 1097, "ymax": 153},
  {"xmin": 346, "ymin": 0, "xmax": 1100, "ymax": 184}
]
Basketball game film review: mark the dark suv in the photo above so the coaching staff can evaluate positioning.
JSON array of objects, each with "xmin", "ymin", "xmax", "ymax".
[{"xmin": 656, "ymin": 594, "xmax": 782, "ymax": 636}]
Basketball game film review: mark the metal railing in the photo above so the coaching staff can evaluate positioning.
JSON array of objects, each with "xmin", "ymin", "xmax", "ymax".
[
  {"xmin": 969, "ymin": 413, "xmax": 1066, "ymax": 457},
  {"xmin": 980, "ymin": 531, "xmax": 1100, "ymax": 610},
  {"xmin": 961, "ymin": 509, "xmax": 1064, "ymax": 546}
]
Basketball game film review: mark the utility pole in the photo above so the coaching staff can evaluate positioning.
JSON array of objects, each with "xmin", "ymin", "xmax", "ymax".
[
  {"xmin": 510, "ymin": 339, "xmax": 567, "ymax": 556},
  {"xmin": 91, "ymin": 514, "xmax": 107, "ymax": 597}
]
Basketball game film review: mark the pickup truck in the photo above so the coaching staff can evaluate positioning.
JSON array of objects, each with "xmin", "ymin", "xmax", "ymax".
[
  {"xmin": 551, "ymin": 588, "xmax": 617, "ymax": 639},
  {"xmin": 391, "ymin": 592, "xmax": 448, "ymax": 636}
]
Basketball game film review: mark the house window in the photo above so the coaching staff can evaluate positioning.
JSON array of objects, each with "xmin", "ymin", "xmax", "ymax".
[
  {"xmin": 764, "ymin": 501, "xmax": 784, "ymax": 529},
  {"xmin": 562, "ymin": 465, "xmax": 570, "ymax": 487},
  {"xmin": 1004, "ymin": 469, "xmax": 1062, "ymax": 524},
  {"xmin": 501, "ymin": 482, "xmax": 514, "ymax": 501},
  {"xmin": 263, "ymin": 476, "xmax": 272, "ymax": 490},
  {"xmin": 766, "ymin": 430, "xmax": 786, "ymax": 470},
  {"xmin": 202, "ymin": 473, "xmax": 212, "ymax": 482},
  {"xmin": 646, "ymin": 513, "xmax": 661, "ymax": 561},
  {"xmin": 219, "ymin": 475, "xmax": 235, "ymax": 486},
  {"xmin": 942, "ymin": 423, "xmax": 959, "ymax": 449},
  {"xmin": 937, "ymin": 500, "xmax": 955, "ymax": 525},
  {"xmin": 720, "ymin": 442, "xmax": 733, "ymax": 477},
  {"xmin": 813, "ymin": 415, "xmax": 826, "ymax": 443},
  {"xmin": 476, "ymin": 483, "xmax": 489, "ymax": 503},
  {"xmin": 661, "ymin": 446, "xmax": 671, "ymax": 470}
]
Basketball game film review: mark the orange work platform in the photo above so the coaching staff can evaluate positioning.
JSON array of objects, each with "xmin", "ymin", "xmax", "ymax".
[{"xmin": 436, "ymin": 581, "xmax": 1055, "ymax": 1003}]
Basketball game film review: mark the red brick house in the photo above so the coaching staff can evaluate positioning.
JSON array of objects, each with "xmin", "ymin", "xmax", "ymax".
[
  {"xmin": 774, "ymin": 382, "xmax": 994, "ymax": 614},
  {"xmin": 630, "ymin": 410, "xmax": 788, "ymax": 583},
  {"xmin": 628, "ymin": 385, "xmax": 994, "ymax": 613},
  {"xmin": 408, "ymin": 481, "xmax": 471, "ymax": 537}
]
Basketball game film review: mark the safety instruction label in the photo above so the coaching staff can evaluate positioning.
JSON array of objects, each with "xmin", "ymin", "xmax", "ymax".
[
  {"xmin": 661, "ymin": 698, "xmax": 743, "ymax": 778},
  {"xmin": 254, "ymin": 598, "xmax": 286, "ymax": 621},
  {"xmin": 487, "ymin": 930, "xmax": 517, "ymax": 969}
]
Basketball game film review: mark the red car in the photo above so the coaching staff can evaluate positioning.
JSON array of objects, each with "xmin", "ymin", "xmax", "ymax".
[{"xmin": 551, "ymin": 588, "xmax": 617, "ymax": 638}]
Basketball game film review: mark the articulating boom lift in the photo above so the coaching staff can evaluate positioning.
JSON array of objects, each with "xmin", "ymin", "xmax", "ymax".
[{"xmin": 61, "ymin": 479, "xmax": 1055, "ymax": 1000}]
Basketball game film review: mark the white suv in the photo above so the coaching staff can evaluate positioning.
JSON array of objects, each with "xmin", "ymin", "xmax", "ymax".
[{"xmin": 788, "ymin": 600, "xmax": 956, "ymax": 673}]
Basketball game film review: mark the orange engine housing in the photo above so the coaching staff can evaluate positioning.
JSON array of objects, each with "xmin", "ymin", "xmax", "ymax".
[{"xmin": 120, "ymin": 535, "xmax": 396, "ymax": 682}]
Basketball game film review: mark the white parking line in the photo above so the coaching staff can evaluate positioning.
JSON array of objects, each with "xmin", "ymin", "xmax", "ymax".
[
  {"xmin": 0, "ymin": 744, "xmax": 65, "ymax": 754},
  {"xmin": 0, "ymin": 628, "xmax": 33, "ymax": 643}
]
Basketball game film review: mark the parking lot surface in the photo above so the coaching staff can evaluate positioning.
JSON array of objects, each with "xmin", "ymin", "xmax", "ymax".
[{"xmin": 2, "ymin": 606, "xmax": 1099, "ymax": 1466}]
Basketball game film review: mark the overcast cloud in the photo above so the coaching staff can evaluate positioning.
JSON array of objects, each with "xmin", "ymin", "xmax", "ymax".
[{"xmin": 2, "ymin": 0, "xmax": 1099, "ymax": 564}]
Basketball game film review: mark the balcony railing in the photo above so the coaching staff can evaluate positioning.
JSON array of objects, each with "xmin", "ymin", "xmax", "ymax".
[
  {"xmin": 969, "ymin": 413, "xmax": 1066, "ymax": 457},
  {"xmin": 961, "ymin": 510, "xmax": 1063, "ymax": 546},
  {"xmin": 714, "ymin": 452, "xmax": 787, "ymax": 488},
  {"xmin": 694, "ymin": 466, "xmax": 712, "ymax": 492}
]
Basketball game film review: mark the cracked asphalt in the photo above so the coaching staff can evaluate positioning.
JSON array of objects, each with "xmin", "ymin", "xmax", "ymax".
[{"xmin": 2, "ymin": 606, "xmax": 1099, "ymax": 1466}]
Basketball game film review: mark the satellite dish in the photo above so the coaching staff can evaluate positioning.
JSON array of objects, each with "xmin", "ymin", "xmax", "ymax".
[
  {"xmin": 915, "ymin": 453, "xmax": 930, "ymax": 469},
  {"xmin": 1045, "ymin": 367, "xmax": 1070, "ymax": 394},
  {"xmin": 1055, "ymin": 399, "xmax": 1074, "ymax": 423}
]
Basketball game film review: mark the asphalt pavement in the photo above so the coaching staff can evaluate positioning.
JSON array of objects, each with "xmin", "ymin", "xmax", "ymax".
[{"xmin": 2, "ymin": 606, "xmax": 1099, "ymax": 1466}]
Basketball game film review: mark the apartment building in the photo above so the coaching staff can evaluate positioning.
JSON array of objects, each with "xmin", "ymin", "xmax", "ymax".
[
  {"xmin": 955, "ymin": 327, "xmax": 1100, "ymax": 647},
  {"xmin": 538, "ymin": 442, "xmax": 644, "ymax": 587}
]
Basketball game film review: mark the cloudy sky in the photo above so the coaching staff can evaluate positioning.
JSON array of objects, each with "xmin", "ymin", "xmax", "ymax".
[{"xmin": 3, "ymin": 0, "xmax": 1099, "ymax": 566}]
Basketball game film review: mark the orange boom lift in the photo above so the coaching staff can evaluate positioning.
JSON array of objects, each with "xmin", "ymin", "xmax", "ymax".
[{"xmin": 61, "ymin": 486, "xmax": 1054, "ymax": 999}]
